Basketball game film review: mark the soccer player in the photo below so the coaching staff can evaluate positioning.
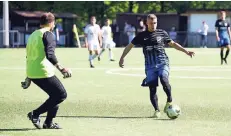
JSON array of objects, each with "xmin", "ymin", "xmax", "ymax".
[
  {"xmin": 84, "ymin": 16, "xmax": 102, "ymax": 68},
  {"xmin": 21, "ymin": 12, "xmax": 72, "ymax": 129},
  {"xmin": 215, "ymin": 11, "xmax": 231, "ymax": 65},
  {"xmin": 119, "ymin": 14, "xmax": 195, "ymax": 118},
  {"xmin": 98, "ymin": 19, "xmax": 115, "ymax": 61}
]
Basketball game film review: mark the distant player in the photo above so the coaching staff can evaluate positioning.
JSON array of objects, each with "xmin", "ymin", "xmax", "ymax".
[
  {"xmin": 119, "ymin": 14, "xmax": 195, "ymax": 118},
  {"xmin": 84, "ymin": 16, "xmax": 102, "ymax": 68},
  {"xmin": 21, "ymin": 12, "xmax": 72, "ymax": 129},
  {"xmin": 98, "ymin": 19, "xmax": 115, "ymax": 61},
  {"xmin": 215, "ymin": 11, "xmax": 231, "ymax": 65}
]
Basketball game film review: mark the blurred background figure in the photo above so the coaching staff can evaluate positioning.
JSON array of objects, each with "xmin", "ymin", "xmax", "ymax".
[
  {"xmin": 111, "ymin": 19, "xmax": 120, "ymax": 47},
  {"xmin": 198, "ymin": 21, "xmax": 209, "ymax": 48},
  {"xmin": 127, "ymin": 24, "xmax": 136, "ymax": 43},
  {"xmin": 169, "ymin": 27, "xmax": 177, "ymax": 42},
  {"xmin": 137, "ymin": 19, "xmax": 146, "ymax": 34}
]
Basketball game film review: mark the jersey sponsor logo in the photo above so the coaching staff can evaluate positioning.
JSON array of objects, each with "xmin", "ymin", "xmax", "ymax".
[
  {"xmin": 156, "ymin": 36, "xmax": 162, "ymax": 43},
  {"xmin": 219, "ymin": 22, "xmax": 222, "ymax": 25},
  {"xmin": 144, "ymin": 38, "xmax": 149, "ymax": 40}
]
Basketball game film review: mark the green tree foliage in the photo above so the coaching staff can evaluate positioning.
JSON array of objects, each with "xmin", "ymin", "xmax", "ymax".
[{"xmin": 6, "ymin": 1, "xmax": 231, "ymax": 33}]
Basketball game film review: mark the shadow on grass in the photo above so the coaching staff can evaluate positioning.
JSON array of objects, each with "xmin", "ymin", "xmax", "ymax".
[
  {"xmin": 0, "ymin": 128, "xmax": 37, "ymax": 131},
  {"xmin": 49, "ymin": 115, "xmax": 174, "ymax": 120}
]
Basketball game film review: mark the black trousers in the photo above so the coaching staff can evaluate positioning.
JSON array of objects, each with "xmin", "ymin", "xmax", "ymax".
[{"xmin": 31, "ymin": 75, "xmax": 67, "ymax": 119}]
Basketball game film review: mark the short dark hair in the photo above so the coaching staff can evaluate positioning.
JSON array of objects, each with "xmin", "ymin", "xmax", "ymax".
[
  {"xmin": 147, "ymin": 14, "xmax": 157, "ymax": 19},
  {"xmin": 40, "ymin": 12, "xmax": 55, "ymax": 25}
]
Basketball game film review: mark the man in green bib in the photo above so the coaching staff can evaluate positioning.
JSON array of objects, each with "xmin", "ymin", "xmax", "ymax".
[{"xmin": 21, "ymin": 12, "xmax": 72, "ymax": 129}]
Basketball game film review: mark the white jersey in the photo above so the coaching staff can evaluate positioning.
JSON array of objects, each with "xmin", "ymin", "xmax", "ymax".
[
  {"xmin": 84, "ymin": 24, "xmax": 101, "ymax": 44},
  {"xmin": 101, "ymin": 26, "xmax": 112, "ymax": 43}
]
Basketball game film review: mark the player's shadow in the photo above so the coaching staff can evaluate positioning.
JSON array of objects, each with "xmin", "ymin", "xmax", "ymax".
[
  {"xmin": 0, "ymin": 128, "xmax": 36, "ymax": 132},
  {"xmin": 53, "ymin": 115, "xmax": 172, "ymax": 120}
]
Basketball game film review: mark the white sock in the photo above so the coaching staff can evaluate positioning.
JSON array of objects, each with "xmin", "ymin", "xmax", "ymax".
[
  {"xmin": 89, "ymin": 55, "xmax": 93, "ymax": 65},
  {"xmin": 109, "ymin": 49, "xmax": 113, "ymax": 60}
]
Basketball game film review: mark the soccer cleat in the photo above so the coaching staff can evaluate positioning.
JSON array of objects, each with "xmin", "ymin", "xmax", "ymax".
[
  {"xmin": 224, "ymin": 58, "xmax": 228, "ymax": 64},
  {"xmin": 27, "ymin": 112, "xmax": 42, "ymax": 129},
  {"xmin": 110, "ymin": 59, "xmax": 115, "ymax": 61},
  {"xmin": 164, "ymin": 102, "xmax": 172, "ymax": 113},
  {"xmin": 153, "ymin": 110, "xmax": 161, "ymax": 118},
  {"xmin": 90, "ymin": 65, "xmax": 95, "ymax": 68},
  {"xmin": 43, "ymin": 122, "xmax": 62, "ymax": 129},
  {"xmin": 98, "ymin": 57, "xmax": 101, "ymax": 61}
]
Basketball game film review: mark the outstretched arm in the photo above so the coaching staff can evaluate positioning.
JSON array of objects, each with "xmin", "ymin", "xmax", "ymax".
[
  {"xmin": 119, "ymin": 43, "xmax": 134, "ymax": 68},
  {"xmin": 168, "ymin": 41, "xmax": 195, "ymax": 58}
]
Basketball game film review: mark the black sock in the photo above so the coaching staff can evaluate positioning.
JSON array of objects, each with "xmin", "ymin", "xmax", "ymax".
[
  {"xmin": 225, "ymin": 50, "xmax": 230, "ymax": 59},
  {"xmin": 45, "ymin": 105, "xmax": 59, "ymax": 125},
  {"xmin": 160, "ymin": 77, "xmax": 172, "ymax": 103},
  {"xmin": 220, "ymin": 50, "xmax": 224, "ymax": 59},
  {"xmin": 149, "ymin": 86, "xmax": 159, "ymax": 111}
]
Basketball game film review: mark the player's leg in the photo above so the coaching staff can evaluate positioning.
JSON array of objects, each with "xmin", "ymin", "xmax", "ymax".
[
  {"xmin": 108, "ymin": 48, "xmax": 115, "ymax": 61},
  {"xmin": 30, "ymin": 76, "xmax": 67, "ymax": 129},
  {"xmin": 223, "ymin": 38, "xmax": 230, "ymax": 64},
  {"xmin": 219, "ymin": 39, "xmax": 225, "ymax": 65},
  {"xmin": 88, "ymin": 44, "xmax": 95, "ymax": 68},
  {"xmin": 108, "ymin": 41, "xmax": 115, "ymax": 61},
  {"xmin": 98, "ymin": 43, "xmax": 106, "ymax": 61},
  {"xmin": 224, "ymin": 45, "xmax": 230, "ymax": 64},
  {"xmin": 158, "ymin": 66, "xmax": 172, "ymax": 113},
  {"xmin": 146, "ymin": 69, "xmax": 160, "ymax": 118}
]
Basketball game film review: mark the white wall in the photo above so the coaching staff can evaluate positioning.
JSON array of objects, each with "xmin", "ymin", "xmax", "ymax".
[{"xmin": 189, "ymin": 13, "xmax": 217, "ymax": 32}]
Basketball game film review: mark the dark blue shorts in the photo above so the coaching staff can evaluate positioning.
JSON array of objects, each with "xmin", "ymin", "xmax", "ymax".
[
  {"xmin": 145, "ymin": 65, "xmax": 169, "ymax": 87},
  {"xmin": 218, "ymin": 37, "xmax": 230, "ymax": 47}
]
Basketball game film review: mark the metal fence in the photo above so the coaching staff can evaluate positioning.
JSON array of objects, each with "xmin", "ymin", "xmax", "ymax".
[
  {"xmin": 0, "ymin": 30, "xmax": 21, "ymax": 48},
  {"xmin": 0, "ymin": 30, "xmax": 218, "ymax": 48}
]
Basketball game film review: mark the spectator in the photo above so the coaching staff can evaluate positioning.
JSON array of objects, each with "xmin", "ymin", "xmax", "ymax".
[
  {"xmin": 127, "ymin": 24, "xmax": 136, "ymax": 43},
  {"xmin": 198, "ymin": 21, "xmax": 209, "ymax": 48},
  {"xmin": 111, "ymin": 19, "xmax": 120, "ymax": 46},
  {"xmin": 169, "ymin": 27, "xmax": 177, "ymax": 42},
  {"xmin": 137, "ymin": 20, "xmax": 146, "ymax": 34}
]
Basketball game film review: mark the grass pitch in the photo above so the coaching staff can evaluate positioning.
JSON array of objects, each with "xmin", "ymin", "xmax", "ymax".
[{"xmin": 0, "ymin": 48, "xmax": 231, "ymax": 136}]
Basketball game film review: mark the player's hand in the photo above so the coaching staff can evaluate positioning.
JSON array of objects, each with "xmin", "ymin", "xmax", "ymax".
[
  {"xmin": 186, "ymin": 51, "xmax": 195, "ymax": 58},
  {"xmin": 21, "ymin": 77, "xmax": 31, "ymax": 89},
  {"xmin": 119, "ymin": 58, "xmax": 124, "ymax": 68},
  {"xmin": 216, "ymin": 37, "xmax": 220, "ymax": 42},
  {"xmin": 60, "ymin": 68, "xmax": 72, "ymax": 79}
]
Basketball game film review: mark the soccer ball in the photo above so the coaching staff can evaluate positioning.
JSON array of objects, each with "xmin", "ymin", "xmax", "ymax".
[{"xmin": 166, "ymin": 104, "xmax": 181, "ymax": 119}]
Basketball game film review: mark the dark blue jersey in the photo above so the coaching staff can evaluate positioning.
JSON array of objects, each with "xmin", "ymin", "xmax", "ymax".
[
  {"xmin": 215, "ymin": 19, "xmax": 230, "ymax": 38},
  {"xmin": 131, "ymin": 29, "xmax": 172, "ymax": 69}
]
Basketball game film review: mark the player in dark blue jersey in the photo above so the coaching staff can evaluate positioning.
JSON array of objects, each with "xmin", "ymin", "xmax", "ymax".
[
  {"xmin": 215, "ymin": 11, "xmax": 231, "ymax": 65},
  {"xmin": 119, "ymin": 14, "xmax": 195, "ymax": 118}
]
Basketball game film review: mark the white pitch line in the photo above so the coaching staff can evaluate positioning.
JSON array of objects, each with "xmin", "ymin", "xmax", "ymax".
[{"xmin": 105, "ymin": 69, "xmax": 231, "ymax": 80}]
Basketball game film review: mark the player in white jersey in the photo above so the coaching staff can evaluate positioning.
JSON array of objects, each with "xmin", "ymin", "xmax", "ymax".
[
  {"xmin": 98, "ymin": 19, "xmax": 115, "ymax": 61},
  {"xmin": 84, "ymin": 16, "xmax": 102, "ymax": 68}
]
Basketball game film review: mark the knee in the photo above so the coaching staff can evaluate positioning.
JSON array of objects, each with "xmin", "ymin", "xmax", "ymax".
[
  {"xmin": 160, "ymin": 75, "xmax": 169, "ymax": 85},
  {"xmin": 60, "ymin": 92, "xmax": 67, "ymax": 101},
  {"xmin": 89, "ymin": 51, "xmax": 93, "ymax": 55},
  {"xmin": 95, "ymin": 51, "xmax": 99, "ymax": 55},
  {"xmin": 227, "ymin": 46, "xmax": 231, "ymax": 50},
  {"xmin": 109, "ymin": 48, "xmax": 111, "ymax": 51}
]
